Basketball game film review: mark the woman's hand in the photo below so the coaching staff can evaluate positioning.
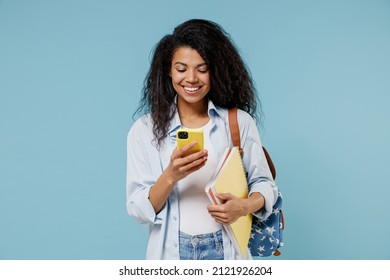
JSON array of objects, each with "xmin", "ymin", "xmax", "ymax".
[
  {"xmin": 207, "ymin": 193, "xmax": 247, "ymax": 225},
  {"xmin": 164, "ymin": 141, "xmax": 208, "ymax": 185},
  {"xmin": 207, "ymin": 192, "xmax": 265, "ymax": 225},
  {"xmin": 149, "ymin": 141, "xmax": 208, "ymax": 214}
]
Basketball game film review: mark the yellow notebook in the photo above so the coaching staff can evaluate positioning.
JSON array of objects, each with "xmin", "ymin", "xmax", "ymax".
[{"xmin": 205, "ymin": 147, "xmax": 252, "ymax": 256}]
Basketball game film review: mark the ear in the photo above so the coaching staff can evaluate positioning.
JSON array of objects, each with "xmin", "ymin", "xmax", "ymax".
[{"xmin": 169, "ymin": 69, "xmax": 172, "ymax": 77}]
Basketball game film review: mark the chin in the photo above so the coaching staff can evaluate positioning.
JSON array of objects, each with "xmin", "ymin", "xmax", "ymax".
[{"xmin": 179, "ymin": 93, "xmax": 207, "ymax": 104}]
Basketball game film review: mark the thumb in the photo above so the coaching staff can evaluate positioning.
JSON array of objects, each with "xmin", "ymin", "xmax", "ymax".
[{"xmin": 216, "ymin": 193, "xmax": 235, "ymax": 202}]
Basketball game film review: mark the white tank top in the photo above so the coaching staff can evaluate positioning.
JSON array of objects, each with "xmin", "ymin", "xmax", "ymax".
[{"xmin": 177, "ymin": 120, "xmax": 221, "ymax": 235}]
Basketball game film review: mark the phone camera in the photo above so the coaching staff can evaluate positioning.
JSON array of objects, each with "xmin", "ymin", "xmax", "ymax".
[{"xmin": 178, "ymin": 131, "xmax": 188, "ymax": 139}]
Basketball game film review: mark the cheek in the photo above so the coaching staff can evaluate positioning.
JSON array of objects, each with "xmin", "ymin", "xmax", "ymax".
[
  {"xmin": 202, "ymin": 73, "xmax": 211, "ymax": 84},
  {"xmin": 203, "ymin": 76, "xmax": 211, "ymax": 89},
  {"xmin": 171, "ymin": 77, "xmax": 183, "ymax": 93},
  {"xmin": 171, "ymin": 74, "xmax": 183, "ymax": 85}
]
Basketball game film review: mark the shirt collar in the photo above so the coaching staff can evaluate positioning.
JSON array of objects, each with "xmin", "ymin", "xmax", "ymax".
[{"xmin": 167, "ymin": 96, "xmax": 228, "ymax": 136}]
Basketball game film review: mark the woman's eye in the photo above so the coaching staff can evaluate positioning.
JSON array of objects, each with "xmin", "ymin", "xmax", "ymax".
[
  {"xmin": 176, "ymin": 69, "xmax": 186, "ymax": 73},
  {"xmin": 198, "ymin": 69, "xmax": 208, "ymax": 73}
]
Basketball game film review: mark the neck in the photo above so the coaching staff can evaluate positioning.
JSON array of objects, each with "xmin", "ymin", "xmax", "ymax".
[{"xmin": 177, "ymin": 98, "xmax": 210, "ymax": 128}]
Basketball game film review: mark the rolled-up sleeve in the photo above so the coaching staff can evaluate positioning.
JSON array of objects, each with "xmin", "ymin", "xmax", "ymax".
[
  {"xmin": 239, "ymin": 111, "xmax": 278, "ymax": 221},
  {"xmin": 126, "ymin": 119, "xmax": 166, "ymax": 226}
]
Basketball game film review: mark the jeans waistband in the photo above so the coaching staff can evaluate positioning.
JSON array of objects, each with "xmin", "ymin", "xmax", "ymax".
[{"xmin": 179, "ymin": 230, "xmax": 222, "ymax": 243}]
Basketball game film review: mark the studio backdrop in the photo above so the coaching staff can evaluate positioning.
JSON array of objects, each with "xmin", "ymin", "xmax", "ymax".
[{"xmin": 1, "ymin": 0, "xmax": 389, "ymax": 259}]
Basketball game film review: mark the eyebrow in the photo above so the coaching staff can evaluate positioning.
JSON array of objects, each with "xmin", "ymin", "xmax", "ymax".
[{"xmin": 174, "ymin": 62, "xmax": 208, "ymax": 67}]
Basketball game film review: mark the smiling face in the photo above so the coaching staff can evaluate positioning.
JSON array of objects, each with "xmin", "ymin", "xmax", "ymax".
[{"xmin": 170, "ymin": 47, "xmax": 211, "ymax": 108}]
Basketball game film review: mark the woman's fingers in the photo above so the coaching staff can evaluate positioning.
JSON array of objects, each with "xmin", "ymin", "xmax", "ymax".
[
  {"xmin": 207, "ymin": 194, "xmax": 245, "ymax": 225},
  {"xmin": 173, "ymin": 141, "xmax": 198, "ymax": 159},
  {"xmin": 167, "ymin": 143, "xmax": 208, "ymax": 182}
]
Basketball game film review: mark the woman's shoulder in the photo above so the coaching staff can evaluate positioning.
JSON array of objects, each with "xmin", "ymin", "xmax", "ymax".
[
  {"xmin": 128, "ymin": 114, "xmax": 154, "ymax": 137},
  {"xmin": 236, "ymin": 108, "xmax": 256, "ymax": 124},
  {"xmin": 215, "ymin": 106, "xmax": 256, "ymax": 128},
  {"xmin": 235, "ymin": 108, "xmax": 259, "ymax": 136}
]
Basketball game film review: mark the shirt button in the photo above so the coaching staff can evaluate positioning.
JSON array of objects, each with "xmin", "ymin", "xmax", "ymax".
[
  {"xmin": 173, "ymin": 243, "xmax": 178, "ymax": 247},
  {"xmin": 173, "ymin": 216, "xmax": 177, "ymax": 221}
]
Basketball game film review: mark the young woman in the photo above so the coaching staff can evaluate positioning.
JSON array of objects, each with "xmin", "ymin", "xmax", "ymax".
[{"xmin": 126, "ymin": 19, "xmax": 278, "ymax": 260}]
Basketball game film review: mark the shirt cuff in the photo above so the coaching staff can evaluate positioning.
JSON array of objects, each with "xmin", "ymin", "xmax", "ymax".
[
  {"xmin": 249, "ymin": 181, "xmax": 276, "ymax": 221},
  {"xmin": 128, "ymin": 185, "xmax": 166, "ymax": 226}
]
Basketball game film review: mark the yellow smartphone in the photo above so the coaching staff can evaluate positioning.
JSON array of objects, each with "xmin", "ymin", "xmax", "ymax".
[{"xmin": 176, "ymin": 128, "xmax": 204, "ymax": 157}]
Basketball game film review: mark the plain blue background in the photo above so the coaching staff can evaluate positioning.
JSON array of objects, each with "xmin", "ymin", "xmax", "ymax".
[{"xmin": 1, "ymin": 0, "xmax": 389, "ymax": 260}]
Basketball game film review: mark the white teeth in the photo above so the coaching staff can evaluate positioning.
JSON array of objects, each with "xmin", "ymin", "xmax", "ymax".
[{"xmin": 184, "ymin": 87, "xmax": 200, "ymax": 92}]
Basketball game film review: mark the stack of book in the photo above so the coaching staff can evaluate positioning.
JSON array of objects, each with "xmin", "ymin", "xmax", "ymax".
[{"xmin": 205, "ymin": 146, "xmax": 252, "ymax": 257}]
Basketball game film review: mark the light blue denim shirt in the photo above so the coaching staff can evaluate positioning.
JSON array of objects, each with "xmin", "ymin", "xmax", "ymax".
[{"xmin": 126, "ymin": 99, "xmax": 278, "ymax": 259}]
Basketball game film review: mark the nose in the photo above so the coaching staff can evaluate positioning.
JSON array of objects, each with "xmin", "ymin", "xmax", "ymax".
[{"xmin": 186, "ymin": 70, "xmax": 199, "ymax": 83}]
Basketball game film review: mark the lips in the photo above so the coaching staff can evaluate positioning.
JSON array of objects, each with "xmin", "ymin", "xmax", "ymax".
[{"xmin": 183, "ymin": 86, "xmax": 201, "ymax": 94}]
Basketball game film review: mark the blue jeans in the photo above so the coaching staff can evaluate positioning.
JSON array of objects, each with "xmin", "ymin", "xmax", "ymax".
[{"xmin": 179, "ymin": 230, "xmax": 224, "ymax": 260}]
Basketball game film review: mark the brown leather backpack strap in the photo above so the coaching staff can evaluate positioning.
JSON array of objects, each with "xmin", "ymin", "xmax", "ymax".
[
  {"xmin": 228, "ymin": 108, "xmax": 276, "ymax": 180},
  {"xmin": 262, "ymin": 147, "xmax": 277, "ymax": 180},
  {"xmin": 273, "ymin": 249, "xmax": 281, "ymax": 256},
  {"xmin": 228, "ymin": 108, "xmax": 243, "ymax": 156}
]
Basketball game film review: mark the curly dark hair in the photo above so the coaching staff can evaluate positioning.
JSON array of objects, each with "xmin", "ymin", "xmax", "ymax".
[{"xmin": 134, "ymin": 19, "xmax": 262, "ymax": 146}]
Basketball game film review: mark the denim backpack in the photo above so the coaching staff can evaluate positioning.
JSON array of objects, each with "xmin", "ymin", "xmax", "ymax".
[{"xmin": 228, "ymin": 108, "xmax": 284, "ymax": 257}]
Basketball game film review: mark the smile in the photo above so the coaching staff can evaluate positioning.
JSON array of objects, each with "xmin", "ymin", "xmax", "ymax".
[{"xmin": 183, "ymin": 86, "xmax": 201, "ymax": 93}]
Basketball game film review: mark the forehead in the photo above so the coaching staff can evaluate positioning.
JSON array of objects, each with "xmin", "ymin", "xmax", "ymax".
[{"xmin": 172, "ymin": 47, "xmax": 206, "ymax": 65}]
